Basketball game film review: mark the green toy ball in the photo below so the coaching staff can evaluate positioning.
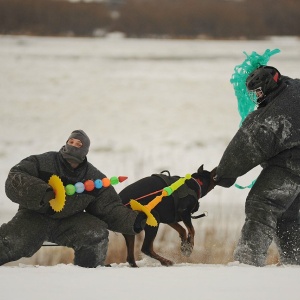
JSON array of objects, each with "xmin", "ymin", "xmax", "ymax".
[
  {"xmin": 65, "ymin": 184, "xmax": 76, "ymax": 196},
  {"xmin": 110, "ymin": 176, "xmax": 119, "ymax": 185}
]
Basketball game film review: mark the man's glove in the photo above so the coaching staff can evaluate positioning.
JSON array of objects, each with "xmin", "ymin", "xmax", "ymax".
[
  {"xmin": 133, "ymin": 212, "xmax": 147, "ymax": 233},
  {"xmin": 212, "ymin": 173, "xmax": 236, "ymax": 188},
  {"xmin": 40, "ymin": 187, "xmax": 55, "ymax": 207},
  {"xmin": 193, "ymin": 165, "xmax": 238, "ymax": 196}
]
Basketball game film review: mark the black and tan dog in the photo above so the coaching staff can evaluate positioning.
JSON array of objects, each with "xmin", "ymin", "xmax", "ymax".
[{"xmin": 119, "ymin": 165, "xmax": 214, "ymax": 267}]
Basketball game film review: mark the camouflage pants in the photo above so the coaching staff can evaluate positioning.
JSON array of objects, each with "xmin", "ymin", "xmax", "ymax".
[
  {"xmin": 234, "ymin": 166, "xmax": 300, "ymax": 266},
  {"xmin": 0, "ymin": 209, "xmax": 108, "ymax": 268}
]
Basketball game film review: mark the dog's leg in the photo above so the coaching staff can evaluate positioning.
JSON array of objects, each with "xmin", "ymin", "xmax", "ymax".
[
  {"xmin": 185, "ymin": 224, "xmax": 195, "ymax": 254},
  {"xmin": 181, "ymin": 218, "xmax": 195, "ymax": 257},
  {"xmin": 168, "ymin": 222, "xmax": 193, "ymax": 257},
  {"xmin": 141, "ymin": 225, "xmax": 174, "ymax": 266},
  {"xmin": 123, "ymin": 234, "xmax": 138, "ymax": 268},
  {"xmin": 168, "ymin": 222, "xmax": 187, "ymax": 241},
  {"xmin": 179, "ymin": 211, "xmax": 195, "ymax": 257}
]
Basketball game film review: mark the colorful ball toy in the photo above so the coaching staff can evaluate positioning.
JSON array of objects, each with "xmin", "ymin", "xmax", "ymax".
[
  {"xmin": 75, "ymin": 182, "xmax": 85, "ymax": 194},
  {"xmin": 65, "ymin": 184, "xmax": 76, "ymax": 195},
  {"xmin": 102, "ymin": 178, "xmax": 111, "ymax": 187},
  {"xmin": 94, "ymin": 179, "xmax": 103, "ymax": 189},
  {"xmin": 65, "ymin": 176, "xmax": 128, "ymax": 196},
  {"xmin": 84, "ymin": 180, "xmax": 95, "ymax": 192}
]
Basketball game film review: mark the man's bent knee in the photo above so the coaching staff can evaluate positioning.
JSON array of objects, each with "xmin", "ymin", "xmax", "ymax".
[
  {"xmin": 0, "ymin": 223, "xmax": 45, "ymax": 265},
  {"xmin": 74, "ymin": 237, "xmax": 109, "ymax": 268}
]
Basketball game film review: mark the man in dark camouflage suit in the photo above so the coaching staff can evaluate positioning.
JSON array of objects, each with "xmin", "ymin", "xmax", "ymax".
[
  {"xmin": 0, "ymin": 130, "xmax": 146, "ymax": 267},
  {"xmin": 206, "ymin": 66, "xmax": 300, "ymax": 266}
]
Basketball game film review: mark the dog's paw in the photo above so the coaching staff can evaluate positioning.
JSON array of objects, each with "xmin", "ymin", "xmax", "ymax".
[
  {"xmin": 161, "ymin": 258, "xmax": 174, "ymax": 266},
  {"xmin": 181, "ymin": 240, "xmax": 193, "ymax": 257}
]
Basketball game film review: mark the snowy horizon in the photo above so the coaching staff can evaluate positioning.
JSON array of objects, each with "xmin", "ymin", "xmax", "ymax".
[{"xmin": 1, "ymin": 35, "xmax": 300, "ymax": 299}]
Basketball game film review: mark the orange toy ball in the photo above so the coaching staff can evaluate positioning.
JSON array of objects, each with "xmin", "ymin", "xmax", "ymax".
[
  {"xmin": 84, "ymin": 180, "xmax": 95, "ymax": 191},
  {"xmin": 102, "ymin": 177, "xmax": 111, "ymax": 187}
]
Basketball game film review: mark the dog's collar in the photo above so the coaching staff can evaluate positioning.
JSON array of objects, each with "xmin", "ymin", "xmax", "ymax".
[{"xmin": 191, "ymin": 178, "xmax": 203, "ymax": 198}]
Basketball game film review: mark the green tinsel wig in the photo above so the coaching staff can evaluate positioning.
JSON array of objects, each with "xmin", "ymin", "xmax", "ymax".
[{"xmin": 230, "ymin": 48, "xmax": 281, "ymax": 126}]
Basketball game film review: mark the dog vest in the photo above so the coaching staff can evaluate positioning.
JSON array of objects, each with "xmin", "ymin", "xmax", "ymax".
[{"xmin": 152, "ymin": 172, "xmax": 198, "ymax": 219}]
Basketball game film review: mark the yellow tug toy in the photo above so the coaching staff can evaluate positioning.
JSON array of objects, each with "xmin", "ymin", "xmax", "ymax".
[
  {"xmin": 48, "ymin": 175, "xmax": 66, "ymax": 212},
  {"xmin": 48, "ymin": 174, "xmax": 192, "ymax": 226},
  {"xmin": 129, "ymin": 174, "xmax": 192, "ymax": 227}
]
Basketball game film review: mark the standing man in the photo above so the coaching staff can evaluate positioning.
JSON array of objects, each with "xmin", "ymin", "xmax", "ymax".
[{"xmin": 205, "ymin": 66, "xmax": 300, "ymax": 266}]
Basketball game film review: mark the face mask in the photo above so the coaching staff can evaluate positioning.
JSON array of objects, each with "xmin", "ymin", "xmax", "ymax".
[
  {"xmin": 59, "ymin": 129, "xmax": 90, "ymax": 164},
  {"xmin": 60, "ymin": 144, "xmax": 87, "ymax": 164}
]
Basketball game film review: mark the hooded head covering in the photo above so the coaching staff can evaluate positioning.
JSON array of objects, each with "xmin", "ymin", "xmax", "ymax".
[{"xmin": 60, "ymin": 130, "xmax": 90, "ymax": 164}]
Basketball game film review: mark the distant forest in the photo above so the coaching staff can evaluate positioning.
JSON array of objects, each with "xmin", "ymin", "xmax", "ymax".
[{"xmin": 0, "ymin": 0, "xmax": 299, "ymax": 39}]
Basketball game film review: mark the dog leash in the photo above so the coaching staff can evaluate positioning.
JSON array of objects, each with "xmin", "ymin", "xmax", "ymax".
[
  {"xmin": 124, "ymin": 185, "xmax": 208, "ymax": 220},
  {"xmin": 124, "ymin": 189, "xmax": 164, "ymax": 206}
]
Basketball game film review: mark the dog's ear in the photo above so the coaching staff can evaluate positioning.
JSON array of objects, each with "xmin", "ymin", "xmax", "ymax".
[{"xmin": 197, "ymin": 165, "xmax": 204, "ymax": 173}]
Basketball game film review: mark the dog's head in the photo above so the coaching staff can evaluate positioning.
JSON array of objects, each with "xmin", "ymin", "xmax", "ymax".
[{"xmin": 191, "ymin": 165, "xmax": 216, "ymax": 198}]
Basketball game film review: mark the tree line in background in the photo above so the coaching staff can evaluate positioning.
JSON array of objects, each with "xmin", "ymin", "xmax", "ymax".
[
  {"xmin": 0, "ymin": 0, "xmax": 299, "ymax": 38},
  {"xmin": 0, "ymin": 0, "xmax": 110, "ymax": 36}
]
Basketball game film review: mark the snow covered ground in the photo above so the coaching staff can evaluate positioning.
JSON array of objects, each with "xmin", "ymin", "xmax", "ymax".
[
  {"xmin": 1, "ymin": 261, "xmax": 300, "ymax": 300},
  {"xmin": 1, "ymin": 35, "xmax": 300, "ymax": 299}
]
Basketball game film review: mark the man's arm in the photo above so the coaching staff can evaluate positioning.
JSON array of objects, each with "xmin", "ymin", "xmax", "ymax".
[{"xmin": 5, "ymin": 155, "xmax": 54, "ymax": 210}]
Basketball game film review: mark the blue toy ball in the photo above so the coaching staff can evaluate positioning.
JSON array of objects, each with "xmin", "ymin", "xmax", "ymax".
[
  {"xmin": 94, "ymin": 179, "xmax": 103, "ymax": 189},
  {"xmin": 75, "ymin": 182, "xmax": 85, "ymax": 193}
]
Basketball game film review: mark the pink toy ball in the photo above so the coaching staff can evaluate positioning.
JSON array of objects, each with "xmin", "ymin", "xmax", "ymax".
[
  {"xmin": 94, "ymin": 179, "xmax": 103, "ymax": 189},
  {"xmin": 84, "ymin": 180, "xmax": 95, "ymax": 192},
  {"xmin": 75, "ymin": 182, "xmax": 85, "ymax": 193}
]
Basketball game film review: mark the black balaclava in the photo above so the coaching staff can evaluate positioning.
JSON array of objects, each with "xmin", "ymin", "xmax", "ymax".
[{"xmin": 60, "ymin": 130, "xmax": 90, "ymax": 164}]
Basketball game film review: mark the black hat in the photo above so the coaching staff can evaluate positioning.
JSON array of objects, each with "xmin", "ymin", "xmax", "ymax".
[
  {"xmin": 68, "ymin": 130, "xmax": 90, "ymax": 151},
  {"xmin": 246, "ymin": 66, "xmax": 281, "ymax": 95}
]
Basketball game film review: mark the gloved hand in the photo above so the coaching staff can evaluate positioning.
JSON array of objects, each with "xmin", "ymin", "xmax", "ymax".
[
  {"xmin": 213, "ymin": 172, "xmax": 236, "ymax": 188},
  {"xmin": 40, "ymin": 187, "xmax": 55, "ymax": 207},
  {"xmin": 133, "ymin": 212, "xmax": 147, "ymax": 233}
]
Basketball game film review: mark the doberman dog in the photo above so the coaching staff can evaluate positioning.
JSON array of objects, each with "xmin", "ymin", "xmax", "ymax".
[{"xmin": 119, "ymin": 165, "xmax": 213, "ymax": 267}]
